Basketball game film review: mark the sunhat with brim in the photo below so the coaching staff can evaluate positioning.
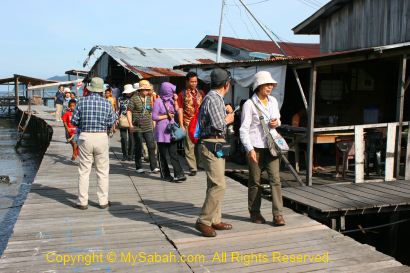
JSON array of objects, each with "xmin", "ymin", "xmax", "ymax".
[
  {"xmin": 87, "ymin": 77, "xmax": 105, "ymax": 93},
  {"xmin": 252, "ymin": 71, "xmax": 278, "ymax": 91},
  {"xmin": 138, "ymin": 80, "xmax": 152, "ymax": 91},
  {"xmin": 123, "ymin": 84, "xmax": 137, "ymax": 94},
  {"xmin": 132, "ymin": 83, "xmax": 140, "ymax": 90}
]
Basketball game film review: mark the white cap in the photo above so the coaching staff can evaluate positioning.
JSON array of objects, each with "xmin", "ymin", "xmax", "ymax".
[
  {"xmin": 63, "ymin": 87, "xmax": 71, "ymax": 93},
  {"xmin": 252, "ymin": 71, "xmax": 278, "ymax": 91},
  {"xmin": 132, "ymin": 83, "xmax": 139, "ymax": 90}
]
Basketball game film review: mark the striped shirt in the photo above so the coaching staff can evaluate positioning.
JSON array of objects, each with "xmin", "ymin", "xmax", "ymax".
[
  {"xmin": 199, "ymin": 90, "xmax": 227, "ymax": 138},
  {"xmin": 71, "ymin": 93, "xmax": 117, "ymax": 133},
  {"xmin": 127, "ymin": 95, "xmax": 153, "ymax": 132}
]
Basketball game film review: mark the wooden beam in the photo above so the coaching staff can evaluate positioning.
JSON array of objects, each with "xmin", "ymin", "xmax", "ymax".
[
  {"xmin": 14, "ymin": 76, "xmax": 19, "ymax": 107},
  {"xmin": 292, "ymin": 68, "xmax": 308, "ymax": 110},
  {"xmin": 395, "ymin": 55, "xmax": 407, "ymax": 178},
  {"xmin": 354, "ymin": 126, "xmax": 365, "ymax": 183},
  {"xmin": 386, "ymin": 123, "xmax": 397, "ymax": 182},
  {"xmin": 405, "ymin": 130, "xmax": 410, "ymax": 180},
  {"xmin": 306, "ymin": 64, "xmax": 317, "ymax": 186}
]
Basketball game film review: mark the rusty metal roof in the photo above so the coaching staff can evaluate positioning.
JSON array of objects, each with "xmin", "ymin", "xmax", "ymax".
[
  {"xmin": 198, "ymin": 35, "xmax": 320, "ymax": 58},
  {"xmin": 84, "ymin": 45, "xmax": 234, "ymax": 78}
]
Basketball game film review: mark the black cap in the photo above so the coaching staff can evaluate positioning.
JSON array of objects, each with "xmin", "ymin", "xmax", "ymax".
[{"xmin": 210, "ymin": 68, "xmax": 231, "ymax": 86}]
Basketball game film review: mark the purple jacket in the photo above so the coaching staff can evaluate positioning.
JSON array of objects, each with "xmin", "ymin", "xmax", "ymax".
[{"xmin": 152, "ymin": 98, "xmax": 176, "ymax": 143}]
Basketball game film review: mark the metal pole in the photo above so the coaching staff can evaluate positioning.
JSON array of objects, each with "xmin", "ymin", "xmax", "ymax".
[
  {"xmin": 216, "ymin": 0, "xmax": 225, "ymax": 62},
  {"xmin": 237, "ymin": 0, "xmax": 287, "ymax": 56}
]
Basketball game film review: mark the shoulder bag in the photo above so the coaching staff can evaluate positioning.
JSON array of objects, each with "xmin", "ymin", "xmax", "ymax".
[{"xmin": 250, "ymin": 100, "xmax": 289, "ymax": 157}]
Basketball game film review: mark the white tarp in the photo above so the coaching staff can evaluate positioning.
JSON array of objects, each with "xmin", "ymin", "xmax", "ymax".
[{"xmin": 191, "ymin": 64, "xmax": 287, "ymax": 108}]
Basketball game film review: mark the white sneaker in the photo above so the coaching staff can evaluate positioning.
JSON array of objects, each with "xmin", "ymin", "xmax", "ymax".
[
  {"xmin": 151, "ymin": 168, "xmax": 160, "ymax": 173},
  {"xmin": 136, "ymin": 168, "xmax": 145, "ymax": 174}
]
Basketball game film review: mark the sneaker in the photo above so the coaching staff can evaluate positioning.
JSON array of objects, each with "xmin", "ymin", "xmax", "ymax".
[
  {"xmin": 163, "ymin": 176, "xmax": 174, "ymax": 182},
  {"xmin": 173, "ymin": 175, "xmax": 187, "ymax": 183},
  {"xmin": 188, "ymin": 171, "xmax": 197, "ymax": 176},
  {"xmin": 151, "ymin": 168, "xmax": 160, "ymax": 173},
  {"xmin": 136, "ymin": 168, "xmax": 145, "ymax": 174},
  {"xmin": 72, "ymin": 203, "xmax": 88, "ymax": 210}
]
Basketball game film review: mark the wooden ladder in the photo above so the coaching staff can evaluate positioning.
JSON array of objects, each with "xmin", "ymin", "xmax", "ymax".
[{"xmin": 15, "ymin": 111, "xmax": 32, "ymax": 148}]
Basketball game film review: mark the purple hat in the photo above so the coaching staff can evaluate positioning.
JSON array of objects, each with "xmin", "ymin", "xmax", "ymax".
[{"xmin": 160, "ymin": 82, "xmax": 176, "ymax": 101}]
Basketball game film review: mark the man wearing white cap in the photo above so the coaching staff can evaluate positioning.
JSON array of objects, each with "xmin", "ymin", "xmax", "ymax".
[
  {"xmin": 71, "ymin": 77, "xmax": 118, "ymax": 210},
  {"xmin": 118, "ymin": 84, "xmax": 137, "ymax": 161},
  {"xmin": 240, "ymin": 71, "xmax": 285, "ymax": 226}
]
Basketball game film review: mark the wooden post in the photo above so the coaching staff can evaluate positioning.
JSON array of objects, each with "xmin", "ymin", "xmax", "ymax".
[
  {"xmin": 395, "ymin": 55, "xmax": 407, "ymax": 178},
  {"xmin": 355, "ymin": 126, "xmax": 365, "ymax": 183},
  {"xmin": 386, "ymin": 123, "xmax": 397, "ymax": 181},
  {"xmin": 14, "ymin": 76, "xmax": 19, "ymax": 107},
  {"xmin": 405, "ymin": 130, "xmax": 410, "ymax": 180},
  {"xmin": 306, "ymin": 64, "xmax": 317, "ymax": 186},
  {"xmin": 292, "ymin": 68, "xmax": 308, "ymax": 110}
]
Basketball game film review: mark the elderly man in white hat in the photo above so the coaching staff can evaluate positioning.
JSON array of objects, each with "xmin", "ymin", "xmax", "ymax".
[
  {"xmin": 71, "ymin": 77, "xmax": 118, "ymax": 210},
  {"xmin": 118, "ymin": 84, "xmax": 137, "ymax": 161},
  {"xmin": 239, "ymin": 71, "xmax": 285, "ymax": 226}
]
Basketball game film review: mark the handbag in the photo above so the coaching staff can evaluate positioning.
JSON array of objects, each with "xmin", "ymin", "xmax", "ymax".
[
  {"xmin": 162, "ymin": 100, "xmax": 186, "ymax": 142},
  {"xmin": 251, "ymin": 100, "xmax": 289, "ymax": 157},
  {"xmin": 119, "ymin": 114, "xmax": 129, "ymax": 128}
]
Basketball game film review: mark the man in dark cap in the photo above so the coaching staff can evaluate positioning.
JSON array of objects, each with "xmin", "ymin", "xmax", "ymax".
[{"xmin": 195, "ymin": 68, "xmax": 235, "ymax": 237}]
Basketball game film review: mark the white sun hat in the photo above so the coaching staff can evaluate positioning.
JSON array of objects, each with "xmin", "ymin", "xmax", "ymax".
[
  {"xmin": 123, "ymin": 84, "xmax": 137, "ymax": 94},
  {"xmin": 252, "ymin": 71, "xmax": 278, "ymax": 91}
]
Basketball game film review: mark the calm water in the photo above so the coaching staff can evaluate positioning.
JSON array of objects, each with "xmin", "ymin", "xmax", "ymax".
[{"xmin": 0, "ymin": 118, "xmax": 42, "ymax": 255}]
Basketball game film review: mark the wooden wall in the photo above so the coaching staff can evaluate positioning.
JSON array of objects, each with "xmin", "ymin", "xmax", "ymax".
[{"xmin": 320, "ymin": 0, "xmax": 410, "ymax": 52}]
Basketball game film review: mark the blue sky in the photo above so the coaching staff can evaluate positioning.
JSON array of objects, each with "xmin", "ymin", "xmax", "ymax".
[{"xmin": 0, "ymin": 0, "xmax": 328, "ymax": 79}]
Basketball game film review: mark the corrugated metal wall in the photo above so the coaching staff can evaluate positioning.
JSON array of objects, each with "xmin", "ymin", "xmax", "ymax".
[{"xmin": 320, "ymin": 0, "xmax": 410, "ymax": 52}]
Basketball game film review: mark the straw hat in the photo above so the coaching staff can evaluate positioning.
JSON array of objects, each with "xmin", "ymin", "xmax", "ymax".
[
  {"xmin": 138, "ymin": 80, "xmax": 152, "ymax": 90},
  {"xmin": 252, "ymin": 71, "xmax": 278, "ymax": 91},
  {"xmin": 123, "ymin": 84, "xmax": 137, "ymax": 94},
  {"xmin": 87, "ymin": 77, "xmax": 105, "ymax": 93}
]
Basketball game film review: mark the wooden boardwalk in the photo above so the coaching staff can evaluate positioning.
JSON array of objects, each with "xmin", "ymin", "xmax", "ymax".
[
  {"xmin": 0, "ymin": 106, "xmax": 407, "ymax": 272},
  {"xmin": 282, "ymin": 181, "xmax": 410, "ymax": 217}
]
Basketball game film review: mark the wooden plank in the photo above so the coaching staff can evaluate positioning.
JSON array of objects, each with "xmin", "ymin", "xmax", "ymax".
[
  {"xmin": 369, "ymin": 182, "xmax": 410, "ymax": 195},
  {"xmin": 355, "ymin": 126, "xmax": 365, "ymax": 183},
  {"xmin": 386, "ymin": 123, "xmax": 397, "ymax": 181},
  {"xmin": 293, "ymin": 186, "xmax": 370, "ymax": 209},
  {"xmin": 284, "ymin": 187, "xmax": 354, "ymax": 211}
]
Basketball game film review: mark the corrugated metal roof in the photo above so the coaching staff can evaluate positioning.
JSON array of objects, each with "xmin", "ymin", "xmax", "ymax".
[
  {"xmin": 85, "ymin": 45, "xmax": 234, "ymax": 78},
  {"xmin": 198, "ymin": 35, "xmax": 320, "ymax": 58},
  {"xmin": 174, "ymin": 56, "xmax": 306, "ymax": 70}
]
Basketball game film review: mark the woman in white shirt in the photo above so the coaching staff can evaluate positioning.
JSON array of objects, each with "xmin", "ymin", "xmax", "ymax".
[{"xmin": 239, "ymin": 71, "xmax": 285, "ymax": 226}]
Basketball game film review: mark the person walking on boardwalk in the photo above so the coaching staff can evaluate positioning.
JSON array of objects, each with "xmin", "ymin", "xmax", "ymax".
[
  {"xmin": 71, "ymin": 77, "xmax": 117, "ymax": 210},
  {"xmin": 127, "ymin": 79, "xmax": 159, "ymax": 174},
  {"xmin": 177, "ymin": 72, "xmax": 205, "ymax": 176},
  {"xmin": 152, "ymin": 82, "xmax": 187, "ymax": 183},
  {"xmin": 54, "ymin": 85, "xmax": 65, "ymax": 121},
  {"xmin": 118, "ymin": 84, "xmax": 136, "ymax": 161},
  {"xmin": 239, "ymin": 71, "xmax": 285, "ymax": 226},
  {"xmin": 195, "ymin": 68, "xmax": 235, "ymax": 237}
]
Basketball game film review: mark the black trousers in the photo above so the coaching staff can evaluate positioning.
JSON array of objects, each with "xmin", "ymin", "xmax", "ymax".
[
  {"xmin": 120, "ymin": 128, "xmax": 134, "ymax": 157},
  {"xmin": 133, "ymin": 131, "xmax": 158, "ymax": 170},
  {"xmin": 157, "ymin": 142, "xmax": 184, "ymax": 178}
]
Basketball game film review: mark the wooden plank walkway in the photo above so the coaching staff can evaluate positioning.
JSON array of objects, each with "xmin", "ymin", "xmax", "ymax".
[
  {"xmin": 282, "ymin": 181, "xmax": 410, "ymax": 217},
  {"xmin": 0, "ymin": 106, "xmax": 407, "ymax": 272}
]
